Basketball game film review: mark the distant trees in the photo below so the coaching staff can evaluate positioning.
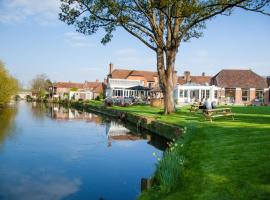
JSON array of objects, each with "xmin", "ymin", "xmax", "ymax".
[
  {"xmin": 0, "ymin": 61, "xmax": 18, "ymax": 107},
  {"xmin": 30, "ymin": 74, "xmax": 53, "ymax": 100}
]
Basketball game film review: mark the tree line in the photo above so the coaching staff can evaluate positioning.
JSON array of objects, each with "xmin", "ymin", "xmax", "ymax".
[{"xmin": 0, "ymin": 61, "xmax": 18, "ymax": 107}]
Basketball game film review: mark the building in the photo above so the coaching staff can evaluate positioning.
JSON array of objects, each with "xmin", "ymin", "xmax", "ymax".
[
  {"xmin": 53, "ymin": 81, "xmax": 104, "ymax": 100},
  {"xmin": 174, "ymin": 71, "xmax": 220, "ymax": 104},
  {"xmin": 105, "ymin": 63, "xmax": 177, "ymax": 98},
  {"xmin": 211, "ymin": 69, "xmax": 269, "ymax": 105}
]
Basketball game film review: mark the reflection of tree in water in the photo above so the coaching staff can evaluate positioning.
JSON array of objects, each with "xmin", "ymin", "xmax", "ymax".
[
  {"xmin": 30, "ymin": 102, "xmax": 52, "ymax": 120},
  {"xmin": 0, "ymin": 106, "xmax": 17, "ymax": 145}
]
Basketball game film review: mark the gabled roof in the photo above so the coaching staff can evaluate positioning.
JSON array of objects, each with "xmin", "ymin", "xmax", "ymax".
[
  {"xmin": 55, "ymin": 82, "xmax": 84, "ymax": 89},
  {"xmin": 178, "ymin": 76, "xmax": 212, "ymax": 85},
  {"xmin": 84, "ymin": 82, "xmax": 103, "ymax": 93},
  {"xmin": 212, "ymin": 69, "xmax": 268, "ymax": 89},
  {"xmin": 111, "ymin": 69, "xmax": 157, "ymax": 82},
  {"xmin": 55, "ymin": 81, "xmax": 103, "ymax": 93}
]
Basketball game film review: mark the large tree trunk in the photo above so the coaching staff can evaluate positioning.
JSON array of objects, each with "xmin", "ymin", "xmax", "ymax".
[
  {"xmin": 156, "ymin": 48, "xmax": 176, "ymax": 114},
  {"xmin": 163, "ymin": 81, "xmax": 175, "ymax": 114}
]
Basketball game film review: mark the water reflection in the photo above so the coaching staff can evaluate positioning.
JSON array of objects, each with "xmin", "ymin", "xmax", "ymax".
[
  {"xmin": 38, "ymin": 103, "xmax": 168, "ymax": 151},
  {"xmin": 0, "ymin": 102, "xmax": 167, "ymax": 200},
  {"xmin": 0, "ymin": 170, "xmax": 81, "ymax": 200},
  {"xmin": 0, "ymin": 104, "xmax": 17, "ymax": 146}
]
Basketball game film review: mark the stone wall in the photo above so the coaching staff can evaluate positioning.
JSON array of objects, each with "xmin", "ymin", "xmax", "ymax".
[{"xmin": 72, "ymin": 102, "xmax": 183, "ymax": 140}]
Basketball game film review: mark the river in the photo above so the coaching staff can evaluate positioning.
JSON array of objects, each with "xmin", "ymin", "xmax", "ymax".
[{"xmin": 0, "ymin": 102, "xmax": 167, "ymax": 200}]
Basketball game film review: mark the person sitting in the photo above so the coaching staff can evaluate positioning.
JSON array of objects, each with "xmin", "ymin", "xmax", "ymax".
[
  {"xmin": 204, "ymin": 98, "xmax": 212, "ymax": 110},
  {"xmin": 211, "ymin": 101, "xmax": 217, "ymax": 109},
  {"xmin": 199, "ymin": 98, "xmax": 206, "ymax": 109}
]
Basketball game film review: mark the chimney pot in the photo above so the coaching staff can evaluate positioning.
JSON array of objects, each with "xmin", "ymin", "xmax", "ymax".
[
  {"xmin": 184, "ymin": 71, "xmax": 191, "ymax": 82},
  {"xmin": 109, "ymin": 63, "xmax": 113, "ymax": 74}
]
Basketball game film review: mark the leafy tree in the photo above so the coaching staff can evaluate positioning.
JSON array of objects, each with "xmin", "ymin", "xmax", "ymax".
[
  {"xmin": 0, "ymin": 61, "xmax": 19, "ymax": 106},
  {"xmin": 59, "ymin": 0, "xmax": 270, "ymax": 114},
  {"xmin": 30, "ymin": 74, "xmax": 52, "ymax": 99}
]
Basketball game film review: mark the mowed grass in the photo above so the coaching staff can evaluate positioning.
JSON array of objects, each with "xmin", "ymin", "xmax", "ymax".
[{"xmin": 110, "ymin": 104, "xmax": 270, "ymax": 200}]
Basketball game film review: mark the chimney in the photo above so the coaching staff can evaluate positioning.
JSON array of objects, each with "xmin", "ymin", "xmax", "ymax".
[
  {"xmin": 109, "ymin": 63, "xmax": 113, "ymax": 74},
  {"xmin": 267, "ymin": 76, "xmax": 270, "ymax": 87},
  {"xmin": 173, "ymin": 70, "xmax": 178, "ymax": 86},
  {"xmin": 184, "ymin": 71, "xmax": 191, "ymax": 82},
  {"xmin": 202, "ymin": 72, "xmax": 205, "ymax": 76}
]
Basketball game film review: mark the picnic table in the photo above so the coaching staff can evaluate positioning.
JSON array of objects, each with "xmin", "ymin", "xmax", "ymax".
[
  {"xmin": 203, "ymin": 108, "xmax": 234, "ymax": 122},
  {"xmin": 188, "ymin": 104, "xmax": 200, "ymax": 112}
]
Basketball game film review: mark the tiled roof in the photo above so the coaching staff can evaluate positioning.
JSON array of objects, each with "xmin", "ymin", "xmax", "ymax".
[
  {"xmin": 111, "ymin": 69, "xmax": 157, "ymax": 82},
  {"xmin": 55, "ymin": 82, "xmax": 84, "ymax": 89},
  {"xmin": 178, "ymin": 76, "xmax": 212, "ymax": 85},
  {"xmin": 56, "ymin": 81, "xmax": 103, "ymax": 93},
  {"xmin": 211, "ymin": 69, "xmax": 268, "ymax": 89},
  {"xmin": 84, "ymin": 82, "xmax": 103, "ymax": 93}
]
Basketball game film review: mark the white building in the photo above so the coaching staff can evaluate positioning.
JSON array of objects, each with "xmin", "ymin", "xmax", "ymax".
[
  {"xmin": 69, "ymin": 90, "xmax": 93, "ymax": 101},
  {"xmin": 106, "ymin": 78, "xmax": 149, "ymax": 98},
  {"xmin": 174, "ymin": 83, "xmax": 220, "ymax": 104}
]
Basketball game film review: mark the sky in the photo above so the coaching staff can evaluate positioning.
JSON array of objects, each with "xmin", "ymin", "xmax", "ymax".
[{"xmin": 0, "ymin": 0, "xmax": 270, "ymax": 88}]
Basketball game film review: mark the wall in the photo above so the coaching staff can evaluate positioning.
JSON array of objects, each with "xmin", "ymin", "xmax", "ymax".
[
  {"xmin": 264, "ymin": 88, "xmax": 270, "ymax": 105},
  {"xmin": 250, "ymin": 88, "xmax": 256, "ymax": 103},
  {"xmin": 126, "ymin": 76, "xmax": 148, "ymax": 86},
  {"xmin": 235, "ymin": 88, "xmax": 242, "ymax": 104}
]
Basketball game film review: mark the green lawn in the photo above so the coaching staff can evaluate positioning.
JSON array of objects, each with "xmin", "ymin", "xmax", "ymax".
[{"xmin": 110, "ymin": 104, "xmax": 270, "ymax": 200}]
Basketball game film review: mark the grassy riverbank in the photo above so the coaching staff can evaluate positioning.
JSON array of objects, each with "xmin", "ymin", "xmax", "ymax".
[{"xmin": 85, "ymin": 102, "xmax": 270, "ymax": 199}]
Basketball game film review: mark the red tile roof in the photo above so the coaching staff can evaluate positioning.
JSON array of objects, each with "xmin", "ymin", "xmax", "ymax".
[
  {"xmin": 211, "ymin": 69, "xmax": 268, "ymax": 89},
  {"xmin": 84, "ymin": 81, "xmax": 103, "ymax": 93},
  {"xmin": 111, "ymin": 69, "xmax": 157, "ymax": 82},
  {"xmin": 55, "ymin": 81, "xmax": 103, "ymax": 93},
  {"xmin": 55, "ymin": 82, "xmax": 84, "ymax": 89}
]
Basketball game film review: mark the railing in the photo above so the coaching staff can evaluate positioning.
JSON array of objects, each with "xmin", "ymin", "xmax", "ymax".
[{"xmin": 108, "ymin": 78, "xmax": 144, "ymax": 88}]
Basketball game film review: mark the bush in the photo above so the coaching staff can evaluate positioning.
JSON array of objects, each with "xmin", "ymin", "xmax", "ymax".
[
  {"xmin": 95, "ymin": 93, "xmax": 104, "ymax": 101},
  {"xmin": 26, "ymin": 95, "xmax": 32, "ymax": 102}
]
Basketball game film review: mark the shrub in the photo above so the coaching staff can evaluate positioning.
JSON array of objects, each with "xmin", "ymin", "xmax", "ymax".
[{"xmin": 154, "ymin": 140, "xmax": 184, "ymax": 193}]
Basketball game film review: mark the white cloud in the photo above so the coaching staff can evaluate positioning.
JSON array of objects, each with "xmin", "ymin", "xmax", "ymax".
[
  {"xmin": 0, "ymin": 0, "xmax": 60, "ymax": 24},
  {"xmin": 0, "ymin": 170, "xmax": 81, "ymax": 200},
  {"xmin": 64, "ymin": 32, "xmax": 96, "ymax": 48}
]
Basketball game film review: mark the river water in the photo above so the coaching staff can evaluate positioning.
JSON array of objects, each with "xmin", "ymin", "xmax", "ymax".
[{"xmin": 0, "ymin": 102, "xmax": 167, "ymax": 200}]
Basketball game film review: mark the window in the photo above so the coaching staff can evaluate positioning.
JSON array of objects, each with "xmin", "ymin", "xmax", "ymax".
[
  {"xmin": 113, "ymin": 90, "xmax": 117, "ymax": 96},
  {"xmin": 206, "ymin": 90, "xmax": 210, "ymax": 98},
  {"xmin": 201, "ymin": 90, "xmax": 205, "ymax": 99},
  {"xmin": 179, "ymin": 90, "xmax": 184, "ymax": 98},
  {"xmin": 184, "ymin": 90, "xmax": 188, "ymax": 98},
  {"xmin": 256, "ymin": 90, "xmax": 264, "ymax": 101},
  {"xmin": 214, "ymin": 90, "xmax": 218, "ymax": 99},
  {"xmin": 148, "ymin": 82, "xmax": 153, "ymax": 88},
  {"xmin": 242, "ymin": 89, "xmax": 249, "ymax": 101}
]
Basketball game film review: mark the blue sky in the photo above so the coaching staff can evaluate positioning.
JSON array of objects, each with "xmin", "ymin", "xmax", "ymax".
[{"xmin": 0, "ymin": 0, "xmax": 270, "ymax": 87}]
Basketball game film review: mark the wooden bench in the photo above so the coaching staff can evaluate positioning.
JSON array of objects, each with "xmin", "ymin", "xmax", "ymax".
[
  {"xmin": 188, "ymin": 104, "xmax": 200, "ymax": 112},
  {"xmin": 203, "ymin": 108, "xmax": 234, "ymax": 122}
]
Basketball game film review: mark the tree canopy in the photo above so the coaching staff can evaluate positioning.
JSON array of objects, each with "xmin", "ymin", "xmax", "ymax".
[
  {"xmin": 60, "ymin": 0, "xmax": 270, "ymax": 49},
  {"xmin": 0, "ymin": 61, "xmax": 19, "ymax": 106},
  {"xmin": 30, "ymin": 74, "xmax": 52, "ymax": 99}
]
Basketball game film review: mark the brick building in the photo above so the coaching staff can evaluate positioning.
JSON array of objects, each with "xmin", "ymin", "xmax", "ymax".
[
  {"xmin": 53, "ymin": 81, "xmax": 104, "ymax": 100},
  {"xmin": 211, "ymin": 69, "xmax": 269, "ymax": 105}
]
